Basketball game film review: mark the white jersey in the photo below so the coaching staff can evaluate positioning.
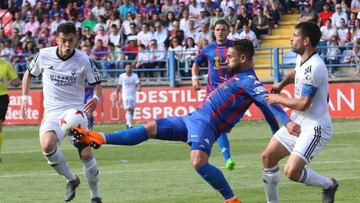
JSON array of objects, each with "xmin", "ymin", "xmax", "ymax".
[
  {"xmin": 28, "ymin": 47, "xmax": 102, "ymax": 115},
  {"xmin": 292, "ymin": 53, "xmax": 331, "ymax": 126},
  {"xmin": 118, "ymin": 73, "xmax": 139, "ymax": 99}
]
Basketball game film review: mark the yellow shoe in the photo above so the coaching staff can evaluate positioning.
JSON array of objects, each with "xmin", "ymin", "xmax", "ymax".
[
  {"xmin": 224, "ymin": 197, "xmax": 241, "ymax": 203},
  {"xmin": 71, "ymin": 128, "xmax": 106, "ymax": 149}
]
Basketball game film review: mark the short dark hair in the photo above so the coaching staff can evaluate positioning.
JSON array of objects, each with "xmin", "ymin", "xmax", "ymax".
[
  {"xmin": 231, "ymin": 39, "xmax": 254, "ymax": 58},
  {"xmin": 56, "ymin": 22, "xmax": 76, "ymax": 36},
  {"xmin": 295, "ymin": 22, "xmax": 321, "ymax": 47},
  {"xmin": 214, "ymin": 19, "xmax": 229, "ymax": 30}
]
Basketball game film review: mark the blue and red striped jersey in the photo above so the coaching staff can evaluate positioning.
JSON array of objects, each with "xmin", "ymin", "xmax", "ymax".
[
  {"xmin": 195, "ymin": 40, "xmax": 234, "ymax": 93},
  {"xmin": 191, "ymin": 68, "xmax": 290, "ymax": 135}
]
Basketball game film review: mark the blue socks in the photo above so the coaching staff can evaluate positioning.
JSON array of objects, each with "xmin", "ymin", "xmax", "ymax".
[
  {"xmin": 105, "ymin": 126, "xmax": 148, "ymax": 145},
  {"xmin": 196, "ymin": 163, "xmax": 234, "ymax": 200},
  {"xmin": 217, "ymin": 133, "xmax": 231, "ymax": 162}
]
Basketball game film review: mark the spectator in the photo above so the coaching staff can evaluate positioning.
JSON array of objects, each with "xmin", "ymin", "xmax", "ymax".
[
  {"xmin": 224, "ymin": 6, "xmax": 238, "ymax": 26},
  {"xmin": 124, "ymin": 39, "xmax": 139, "ymax": 61},
  {"xmin": 169, "ymin": 21, "xmax": 185, "ymax": 45},
  {"xmin": 319, "ymin": 19, "xmax": 337, "ymax": 56},
  {"xmin": 137, "ymin": 23, "xmax": 153, "ymax": 48},
  {"xmin": 161, "ymin": 0, "xmax": 177, "ymax": 18},
  {"xmin": 152, "ymin": 21, "xmax": 169, "ymax": 49},
  {"xmin": 354, "ymin": 0, "xmax": 360, "ymax": 16},
  {"xmin": 12, "ymin": 12, "xmax": 26, "ymax": 36},
  {"xmin": 239, "ymin": 23, "xmax": 258, "ymax": 48},
  {"xmin": 109, "ymin": 24, "xmax": 127, "ymax": 49},
  {"xmin": 107, "ymin": 42, "xmax": 121, "ymax": 77},
  {"xmin": 337, "ymin": 18, "xmax": 351, "ymax": 48},
  {"xmin": 197, "ymin": 10, "xmax": 210, "ymax": 28},
  {"xmin": 122, "ymin": 13, "xmax": 136, "ymax": 35},
  {"xmin": 253, "ymin": 7, "xmax": 270, "ymax": 38},
  {"xmin": 20, "ymin": 31, "xmax": 37, "ymax": 47},
  {"xmin": 184, "ymin": 20, "xmax": 200, "ymax": 44},
  {"xmin": 69, "ymin": 14, "xmax": 82, "ymax": 30},
  {"xmin": 326, "ymin": 37, "xmax": 340, "ymax": 75},
  {"xmin": 94, "ymin": 15, "xmax": 107, "ymax": 33},
  {"xmin": 23, "ymin": 41, "xmax": 37, "ymax": 64},
  {"xmin": 104, "ymin": 1, "xmax": 115, "ymax": 19},
  {"xmin": 41, "ymin": 14, "xmax": 51, "ymax": 30},
  {"xmin": 332, "ymin": 4, "xmax": 348, "ymax": 28},
  {"xmin": 137, "ymin": 0, "xmax": 148, "ymax": 16},
  {"xmin": 168, "ymin": 37, "xmax": 184, "ymax": 76},
  {"xmin": 350, "ymin": 19, "xmax": 360, "ymax": 44},
  {"xmin": 127, "ymin": 23, "xmax": 139, "ymax": 42},
  {"xmin": 348, "ymin": 12, "xmax": 357, "ymax": 30},
  {"xmin": 202, "ymin": 0, "xmax": 218, "ymax": 17},
  {"xmin": 197, "ymin": 23, "xmax": 213, "ymax": 43},
  {"xmin": 145, "ymin": 0, "xmax": 160, "ymax": 20},
  {"xmin": 82, "ymin": 13, "xmax": 97, "ymax": 32},
  {"xmin": 49, "ymin": 1, "xmax": 64, "ymax": 19},
  {"xmin": 64, "ymin": 2, "xmax": 78, "ymax": 20},
  {"xmin": 298, "ymin": 2, "xmax": 318, "ymax": 23},
  {"xmin": 227, "ymin": 24, "xmax": 241, "ymax": 41},
  {"xmin": 81, "ymin": 0, "xmax": 93, "ymax": 17},
  {"xmin": 318, "ymin": 3, "xmax": 333, "ymax": 26},
  {"xmin": 134, "ymin": 13, "xmax": 144, "ymax": 30},
  {"xmin": 38, "ymin": 28, "xmax": 51, "ymax": 47},
  {"xmin": 210, "ymin": 8, "xmax": 225, "ymax": 30},
  {"xmin": 0, "ymin": 41, "xmax": 15, "ymax": 63},
  {"xmin": 106, "ymin": 11, "xmax": 121, "ymax": 31},
  {"xmin": 182, "ymin": 37, "xmax": 198, "ymax": 76},
  {"xmin": 10, "ymin": 28, "xmax": 21, "ymax": 49},
  {"xmin": 235, "ymin": 5, "xmax": 253, "ymax": 33},
  {"xmin": 94, "ymin": 26, "xmax": 109, "ymax": 47},
  {"xmin": 135, "ymin": 44, "xmax": 150, "ymax": 78},
  {"xmin": 220, "ymin": 0, "xmax": 236, "ymax": 15},
  {"xmin": 119, "ymin": 0, "xmax": 137, "ymax": 19},
  {"xmin": 189, "ymin": 0, "xmax": 202, "ymax": 20},
  {"xmin": 147, "ymin": 39, "xmax": 166, "ymax": 80},
  {"xmin": 165, "ymin": 11, "xmax": 176, "ymax": 31},
  {"xmin": 50, "ymin": 12, "xmax": 66, "ymax": 34},
  {"xmin": 81, "ymin": 26, "xmax": 95, "ymax": 47},
  {"xmin": 25, "ymin": 14, "xmax": 40, "ymax": 36},
  {"xmin": 180, "ymin": 10, "xmax": 190, "ymax": 32},
  {"xmin": 0, "ymin": 28, "xmax": 9, "ymax": 42},
  {"xmin": 92, "ymin": 39, "xmax": 109, "ymax": 79},
  {"xmin": 91, "ymin": 0, "xmax": 106, "ymax": 18}
]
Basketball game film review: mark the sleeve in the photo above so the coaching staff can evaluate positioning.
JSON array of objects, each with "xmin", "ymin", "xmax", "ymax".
[
  {"xmin": 194, "ymin": 46, "xmax": 207, "ymax": 66},
  {"xmin": 6, "ymin": 61, "xmax": 18, "ymax": 80},
  {"xmin": 27, "ymin": 52, "xmax": 42, "ymax": 77},
  {"xmin": 254, "ymin": 101, "xmax": 280, "ymax": 134},
  {"xmin": 84, "ymin": 58, "xmax": 102, "ymax": 85},
  {"xmin": 242, "ymin": 78, "xmax": 291, "ymax": 126},
  {"xmin": 302, "ymin": 64, "xmax": 322, "ymax": 99}
]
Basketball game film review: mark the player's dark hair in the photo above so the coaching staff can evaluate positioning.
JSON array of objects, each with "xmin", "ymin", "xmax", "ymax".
[
  {"xmin": 232, "ymin": 39, "xmax": 254, "ymax": 58},
  {"xmin": 56, "ymin": 22, "xmax": 76, "ymax": 36},
  {"xmin": 214, "ymin": 19, "xmax": 229, "ymax": 30},
  {"xmin": 295, "ymin": 22, "xmax": 321, "ymax": 47}
]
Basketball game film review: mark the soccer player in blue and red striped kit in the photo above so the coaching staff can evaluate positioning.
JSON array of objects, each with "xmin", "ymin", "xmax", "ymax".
[
  {"xmin": 72, "ymin": 39, "xmax": 301, "ymax": 203},
  {"xmin": 192, "ymin": 19, "xmax": 236, "ymax": 170}
]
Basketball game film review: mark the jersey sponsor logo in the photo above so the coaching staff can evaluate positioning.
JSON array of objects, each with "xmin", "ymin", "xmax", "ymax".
[
  {"xmin": 50, "ymin": 74, "xmax": 76, "ymax": 86},
  {"xmin": 214, "ymin": 56, "xmax": 221, "ymax": 69},
  {"xmin": 253, "ymin": 86, "xmax": 267, "ymax": 94},
  {"xmin": 304, "ymin": 65, "xmax": 312, "ymax": 82}
]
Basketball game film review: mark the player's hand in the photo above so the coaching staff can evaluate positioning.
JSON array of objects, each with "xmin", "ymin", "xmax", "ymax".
[
  {"xmin": 264, "ymin": 93, "xmax": 279, "ymax": 105},
  {"xmin": 285, "ymin": 121, "xmax": 301, "ymax": 137},
  {"xmin": 270, "ymin": 83, "xmax": 282, "ymax": 94},
  {"xmin": 84, "ymin": 98, "xmax": 98, "ymax": 114},
  {"xmin": 20, "ymin": 100, "xmax": 28, "ymax": 119},
  {"xmin": 192, "ymin": 78, "xmax": 201, "ymax": 91}
]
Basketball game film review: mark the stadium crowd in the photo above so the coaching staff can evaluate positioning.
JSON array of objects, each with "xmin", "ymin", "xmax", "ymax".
[{"xmin": 0, "ymin": 0, "xmax": 359, "ymax": 80}]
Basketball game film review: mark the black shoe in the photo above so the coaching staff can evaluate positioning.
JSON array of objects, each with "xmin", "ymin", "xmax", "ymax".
[
  {"xmin": 64, "ymin": 175, "xmax": 80, "ymax": 202},
  {"xmin": 322, "ymin": 178, "xmax": 338, "ymax": 203},
  {"xmin": 91, "ymin": 197, "xmax": 103, "ymax": 203}
]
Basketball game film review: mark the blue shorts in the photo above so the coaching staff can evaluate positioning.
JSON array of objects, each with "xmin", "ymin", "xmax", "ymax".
[{"xmin": 156, "ymin": 115, "xmax": 216, "ymax": 156}]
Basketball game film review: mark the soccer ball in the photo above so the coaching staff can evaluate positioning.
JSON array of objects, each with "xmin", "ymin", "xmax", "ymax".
[{"xmin": 59, "ymin": 108, "xmax": 89, "ymax": 135}]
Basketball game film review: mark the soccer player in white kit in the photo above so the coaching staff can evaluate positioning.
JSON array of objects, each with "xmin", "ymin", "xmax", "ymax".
[
  {"xmin": 115, "ymin": 64, "xmax": 141, "ymax": 128},
  {"xmin": 262, "ymin": 22, "xmax": 338, "ymax": 203},
  {"xmin": 20, "ymin": 23, "xmax": 103, "ymax": 203}
]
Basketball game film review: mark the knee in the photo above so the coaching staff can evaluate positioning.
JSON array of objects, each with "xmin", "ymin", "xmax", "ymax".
[
  {"xmin": 191, "ymin": 157, "xmax": 207, "ymax": 170},
  {"xmin": 144, "ymin": 121, "xmax": 156, "ymax": 138},
  {"xmin": 80, "ymin": 146, "xmax": 93, "ymax": 161},
  {"xmin": 41, "ymin": 142, "xmax": 56, "ymax": 154},
  {"xmin": 284, "ymin": 164, "xmax": 302, "ymax": 181},
  {"xmin": 262, "ymin": 150, "xmax": 277, "ymax": 166}
]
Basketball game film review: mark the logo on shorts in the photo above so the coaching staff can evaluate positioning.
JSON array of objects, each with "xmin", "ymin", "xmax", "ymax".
[{"xmin": 203, "ymin": 138, "xmax": 210, "ymax": 145}]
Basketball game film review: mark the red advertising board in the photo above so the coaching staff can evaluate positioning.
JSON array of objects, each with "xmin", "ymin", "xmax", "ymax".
[
  {"xmin": 0, "ymin": 10, "xmax": 12, "ymax": 36},
  {"xmin": 5, "ymin": 83, "xmax": 360, "ymax": 125}
]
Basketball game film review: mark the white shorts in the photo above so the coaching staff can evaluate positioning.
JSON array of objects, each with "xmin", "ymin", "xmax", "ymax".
[
  {"xmin": 122, "ymin": 98, "xmax": 136, "ymax": 109},
  {"xmin": 274, "ymin": 124, "xmax": 332, "ymax": 164}
]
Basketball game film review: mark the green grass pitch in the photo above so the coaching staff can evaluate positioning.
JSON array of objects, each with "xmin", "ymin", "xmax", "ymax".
[{"xmin": 0, "ymin": 119, "xmax": 359, "ymax": 203}]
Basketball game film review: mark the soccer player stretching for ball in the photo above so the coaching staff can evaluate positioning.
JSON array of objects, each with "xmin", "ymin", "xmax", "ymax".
[
  {"xmin": 115, "ymin": 63, "xmax": 141, "ymax": 129},
  {"xmin": 192, "ymin": 19, "xmax": 237, "ymax": 170},
  {"xmin": 262, "ymin": 22, "xmax": 338, "ymax": 203},
  {"xmin": 72, "ymin": 39, "xmax": 301, "ymax": 203},
  {"xmin": 20, "ymin": 23, "xmax": 103, "ymax": 203}
]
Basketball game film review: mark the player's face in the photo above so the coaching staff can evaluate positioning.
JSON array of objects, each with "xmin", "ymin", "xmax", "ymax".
[
  {"xmin": 125, "ymin": 65, "xmax": 132, "ymax": 75},
  {"xmin": 56, "ymin": 32, "xmax": 77, "ymax": 58},
  {"xmin": 290, "ymin": 29, "xmax": 305, "ymax": 55},
  {"xmin": 214, "ymin": 24, "xmax": 229, "ymax": 43},
  {"xmin": 225, "ymin": 47, "xmax": 242, "ymax": 72}
]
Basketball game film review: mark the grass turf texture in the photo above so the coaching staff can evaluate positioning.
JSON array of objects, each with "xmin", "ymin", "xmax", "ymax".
[{"xmin": 0, "ymin": 119, "xmax": 359, "ymax": 203}]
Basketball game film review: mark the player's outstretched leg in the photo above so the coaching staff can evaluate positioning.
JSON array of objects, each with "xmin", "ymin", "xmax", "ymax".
[
  {"xmin": 64, "ymin": 175, "xmax": 80, "ymax": 202},
  {"xmin": 71, "ymin": 125, "xmax": 149, "ymax": 148},
  {"xmin": 217, "ymin": 133, "xmax": 235, "ymax": 170},
  {"xmin": 322, "ymin": 178, "xmax": 338, "ymax": 203}
]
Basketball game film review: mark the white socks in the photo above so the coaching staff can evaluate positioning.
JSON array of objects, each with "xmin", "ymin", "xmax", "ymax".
[
  {"xmin": 43, "ymin": 147, "xmax": 75, "ymax": 181},
  {"xmin": 263, "ymin": 165, "xmax": 280, "ymax": 203},
  {"xmin": 298, "ymin": 168, "xmax": 333, "ymax": 189},
  {"xmin": 126, "ymin": 111, "xmax": 133, "ymax": 127},
  {"xmin": 82, "ymin": 156, "xmax": 100, "ymax": 198}
]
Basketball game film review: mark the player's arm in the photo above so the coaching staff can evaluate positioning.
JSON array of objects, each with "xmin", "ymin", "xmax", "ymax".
[
  {"xmin": 191, "ymin": 48, "xmax": 207, "ymax": 91},
  {"xmin": 84, "ymin": 58, "xmax": 103, "ymax": 112},
  {"xmin": 271, "ymin": 69, "xmax": 295, "ymax": 93},
  {"xmin": 243, "ymin": 80, "xmax": 300, "ymax": 136},
  {"xmin": 254, "ymin": 101, "xmax": 280, "ymax": 134}
]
